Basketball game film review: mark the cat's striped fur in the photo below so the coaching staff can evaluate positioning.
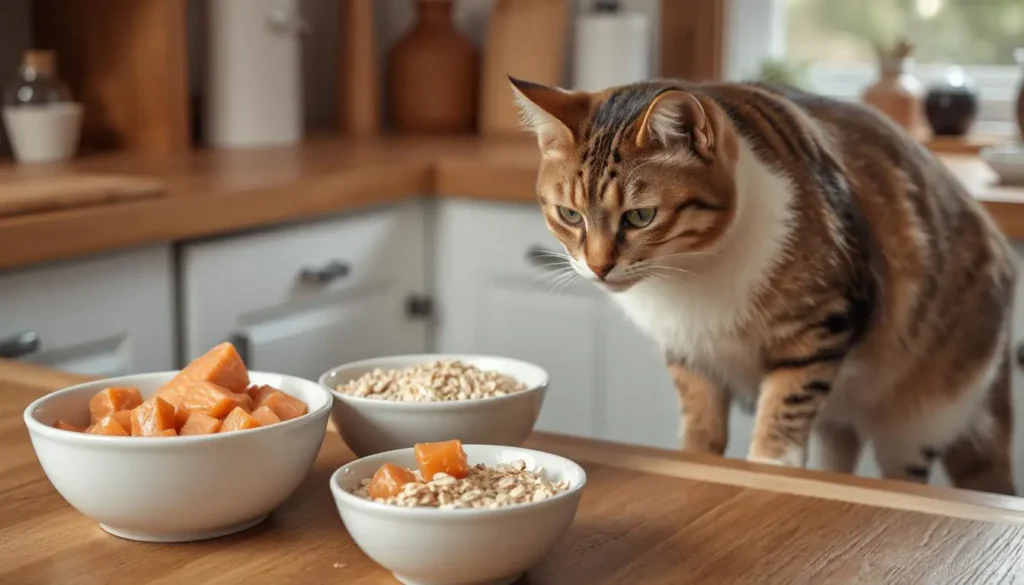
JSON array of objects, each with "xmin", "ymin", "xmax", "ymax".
[{"xmin": 511, "ymin": 77, "xmax": 1017, "ymax": 494}]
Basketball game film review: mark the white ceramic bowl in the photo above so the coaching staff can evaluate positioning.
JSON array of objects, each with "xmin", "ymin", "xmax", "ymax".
[
  {"xmin": 330, "ymin": 444, "xmax": 586, "ymax": 585},
  {"xmin": 981, "ymin": 143, "xmax": 1024, "ymax": 186},
  {"xmin": 23, "ymin": 371, "xmax": 332, "ymax": 543},
  {"xmin": 320, "ymin": 354, "xmax": 548, "ymax": 457}
]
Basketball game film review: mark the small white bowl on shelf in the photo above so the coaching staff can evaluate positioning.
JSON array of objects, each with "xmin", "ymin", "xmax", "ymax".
[
  {"xmin": 22, "ymin": 371, "xmax": 332, "ymax": 543},
  {"xmin": 980, "ymin": 143, "xmax": 1024, "ymax": 186},
  {"xmin": 319, "ymin": 354, "xmax": 548, "ymax": 457},
  {"xmin": 330, "ymin": 444, "xmax": 587, "ymax": 585}
]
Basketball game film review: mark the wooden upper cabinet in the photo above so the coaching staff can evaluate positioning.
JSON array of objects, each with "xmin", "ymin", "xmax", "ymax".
[
  {"xmin": 32, "ymin": 0, "xmax": 191, "ymax": 156},
  {"xmin": 660, "ymin": 0, "xmax": 727, "ymax": 82}
]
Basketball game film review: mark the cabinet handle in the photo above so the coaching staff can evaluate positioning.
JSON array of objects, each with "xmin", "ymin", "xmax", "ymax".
[
  {"xmin": 299, "ymin": 260, "xmax": 350, "ymax": 285},
  {"xmin": 525, "ymin": 246, "xmax": 568, "ymax": 272},
  {"xmin": 1017, "ymin": 342, "xmax": 1024, "ymax": 367},
  {"xmin": 0, "ymin": 330, "xmax": 40, "ymax": 359},
  {"xmin": 405, "ymin": 295, "xmax": 434, "ymax": 319},
  {"xmin": 229, "ymin": 332, "xmax": 251, "ymax": 366}
]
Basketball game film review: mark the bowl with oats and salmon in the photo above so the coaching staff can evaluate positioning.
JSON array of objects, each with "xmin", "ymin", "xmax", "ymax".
[
  {"xmin": 330, "ymin": 439, "xmax": 587, "ymax": 585},
  {"xmin": 22, "ymin": 342, "xmax": 332, "ymax": 543},
  {"xmin": 319, "ymin": 355, "xmax": 549, "ymax": 457}
]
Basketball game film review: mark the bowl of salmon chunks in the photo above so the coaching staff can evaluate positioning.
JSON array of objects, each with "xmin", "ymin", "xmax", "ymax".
[{"xmin": 22, "ymin": 342, "xmax": 332, "ymax": 543}]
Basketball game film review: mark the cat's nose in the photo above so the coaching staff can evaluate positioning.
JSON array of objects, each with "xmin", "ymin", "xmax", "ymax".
[{"xmin": 588, "ymin": 262, "xmax": 615, "ymax": 280}]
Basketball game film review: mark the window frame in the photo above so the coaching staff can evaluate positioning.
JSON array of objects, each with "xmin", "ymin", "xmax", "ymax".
[{"xmin": 724, "ymin": 0, "xmax": 1022, "ymax": 133}]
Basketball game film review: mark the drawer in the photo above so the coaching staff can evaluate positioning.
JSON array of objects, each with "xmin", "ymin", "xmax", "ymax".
[
  {"xmin": 433, "ymin": 198, "xmax": 571, "ymax": 285},
  {"xmin": 180, "ymin": 202, "xmax": 428, "ymax": 361},
  {"xmin": 0, "ymin": 245, "xmax": 175, "ymax": 376}
]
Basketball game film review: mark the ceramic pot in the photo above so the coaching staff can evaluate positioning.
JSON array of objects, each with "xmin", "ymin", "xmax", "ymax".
[
  {"xmin": 862, "ymin": 56, "xmax": 924, "ymax": 135},
  {"xmin": 924, "ymin": 68, "xmax": 978, "ymax": 137},
  {"xmin": 387, "ymin": 0, "xmax": 479, "ymax": 133}
]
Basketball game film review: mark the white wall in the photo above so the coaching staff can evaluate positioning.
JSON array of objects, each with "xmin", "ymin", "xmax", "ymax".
[{"xmin": 723, "ymin": 0, "xmax": 784, "ymax": 81}]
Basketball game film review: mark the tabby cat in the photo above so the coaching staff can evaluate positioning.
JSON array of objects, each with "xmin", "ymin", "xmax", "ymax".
[{"xmin": 510, "ymin": 76, "xmax": 1018, "ymax": 495}]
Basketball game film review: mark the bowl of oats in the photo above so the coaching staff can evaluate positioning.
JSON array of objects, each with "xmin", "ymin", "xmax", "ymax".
[
  {"xmin": 330, "ymin": 441, "xmax": 586, "ymax": 585},
  {"xmin": 319, "ymin": 355, "xmax": 548, "ymax": 457}
]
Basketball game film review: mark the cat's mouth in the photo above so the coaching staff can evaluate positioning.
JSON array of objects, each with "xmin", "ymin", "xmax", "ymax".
[
  {"xmin": 584, "ymin": 272, "xmax": 643, "ymax": 293},
  {"xmin": 570, "ymin": 259, "xmax": 644, "ymax": 292}
]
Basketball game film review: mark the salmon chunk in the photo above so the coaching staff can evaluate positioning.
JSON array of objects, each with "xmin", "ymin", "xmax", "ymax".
[
  {"xmin": 156, "ymin": 342, "xmax": 250, "ymax": 405},
  {"xmin": 180, "ymin": 412, "xmax": 222, "ymax": 436},
  {"xmin": 89, "ymin": 387, "xmax": 143, "ymax": 423},
  {"xmin": 260, "ymin": 391, "xmax": 308, "ymax": 421},
  {"xmin": 220, "ymin": 407, "xmax": 261, "ymax": 433},
  {"xmin": 368, "ymin": 463, "xmax": 418, "ymax": 499},
  {"xmin": 251, "ymin": 405, "xmax": 281, "ymax": 427},
  {"xmin": 89, "ymin": 415, "xmax": 130, "ymax": 436},
  {"xmin": 131, "ymin": 397, "xmax": 177, "ymax": 436},
  {"xmin": 111, "ymin": 410, "xmax": 134, "ymax": 432},
  {"xmin": 414, "ymin": 439, "xmax": 469, "ymax": 480},
  {"xmin": 246, "ymin": 384, "xmax": 276, "ymax": 408},
  {"xmin": 179, "ymin": 381, "xmax": 249, "ymax": 419}
]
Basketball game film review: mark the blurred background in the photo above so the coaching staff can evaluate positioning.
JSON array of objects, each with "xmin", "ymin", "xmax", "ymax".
[{"xmin": 0, "ymin": 0, "xmax": 1022, "ymax": 483}]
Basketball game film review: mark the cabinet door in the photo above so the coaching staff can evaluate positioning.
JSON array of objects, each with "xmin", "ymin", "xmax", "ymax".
[
  {"xmin": 0, "ymin": 245, "xmax": 175, "ymax": 377},
  {"xmin": 433, "ymin": 199, "xmax": 605, "ymax": 438},
  {"xmin": 473, "ymin": 283, "xmax": 601, "ymax": 438},
  {"xmin": 181, "ymin": 203, "xmax": 429, "ymax": 381},
  {"xmin": 602, "ymin": 308, "xmax": 681, "ymax": 449},
  {"xmin": 241, "ymin": 285, "xmax": 426, "ymax": 380}
]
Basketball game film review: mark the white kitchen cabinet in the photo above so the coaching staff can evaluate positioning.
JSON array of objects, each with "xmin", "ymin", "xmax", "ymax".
[
  {"xmin": 0, "ymin": 245, "xmax": 176, "ymax": 377},
  {"xmin": 602, "ymin": 310, "xmax": 681, "ymax": 449},
  {"xmin": 180, "ymin": 202, "xmax": 430, "ymax": 382},
  {"xmin": 432, "ymin": 199, "xmax": 608, "ymax": 438}
]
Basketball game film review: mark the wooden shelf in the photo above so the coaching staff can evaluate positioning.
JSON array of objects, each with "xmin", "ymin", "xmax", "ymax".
[{"xmin": 32, "ymin": 0, "xmax": 190, "ymax": 156}]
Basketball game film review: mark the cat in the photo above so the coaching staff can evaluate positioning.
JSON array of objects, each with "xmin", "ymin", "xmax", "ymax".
[{"xmin": 510, "ymin": 76, "xmax": 1018, "ymax": 495}]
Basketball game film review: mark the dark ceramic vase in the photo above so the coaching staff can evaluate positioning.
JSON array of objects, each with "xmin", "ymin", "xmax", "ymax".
[
  {"xmin": 924, "ymin": 68, "xmax": 978, "ymax": 137},
  {"xmin": 386, "ymin": 0, "xmax": 479, "ymax": 133}
]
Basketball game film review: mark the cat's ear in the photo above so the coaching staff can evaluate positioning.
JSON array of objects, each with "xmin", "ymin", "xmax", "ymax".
[
  {"xmin": 509, "ymin": 76, "xmax": 588, "ymax": 158},
  {"xmin": 636, "ymin": 90, "xmax": 715, "ymax": 160}
]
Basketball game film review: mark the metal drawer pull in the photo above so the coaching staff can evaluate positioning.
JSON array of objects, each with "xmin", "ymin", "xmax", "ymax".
[
  {"xmin": 299, "ymin": 260, "xmax": 350, "ymax": 285},
  {"xmin": 525, "ymin": 246, "xmax": 569, "ymax": 272},
  {"xmin": 0, "ymin": 331, "xmax": 40, "ymax": 359},
  {"xmin": 1017, "ymin": 342, "xmax": 1024, "ymax": 367}
]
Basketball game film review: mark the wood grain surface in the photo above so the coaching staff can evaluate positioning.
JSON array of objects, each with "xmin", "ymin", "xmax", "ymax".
[
  {"xmin": 32, "ymin": 0, "xmax": 190, "ymax": 155},
  {"xmin": 4, "ymin": 364, "xmax": 1024, "ymax": 584},
  {"xmin": 478, "ymin": 0, "xmax": 570, "ymax": 136},
  {"xmin": 660, "ymin": 0, "xmax": 726, "ymax": 82},
  {"xmin": 0, "ymin": 136, "xmax": 1021, "ymax": 271},
  {"xmin": 0, "ymin": 174, "xmax": 165, "ymax": 217}
]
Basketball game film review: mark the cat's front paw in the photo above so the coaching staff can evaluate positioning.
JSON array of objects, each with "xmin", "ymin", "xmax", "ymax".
[{"xmin": 747, "ymin": 447, "xmax": 804, "ymax": 468}]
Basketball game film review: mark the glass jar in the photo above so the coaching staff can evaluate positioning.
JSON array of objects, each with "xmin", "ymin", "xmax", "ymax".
[{"xmin": 3, "ymin": 50, "xmax": 72, "ymax": 108}]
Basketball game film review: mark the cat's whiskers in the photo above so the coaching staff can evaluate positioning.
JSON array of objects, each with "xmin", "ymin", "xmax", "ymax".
[
  {"xmin": 543, "ymin": 263, "xmax": 581, "ymax": 293},
  {"xmin": 551, "ymin": 271, "xmax": 579, "ymax": 293},
  {"xmin": 654, "ymin": 250, "xmax": 723, "ymax": 261}
]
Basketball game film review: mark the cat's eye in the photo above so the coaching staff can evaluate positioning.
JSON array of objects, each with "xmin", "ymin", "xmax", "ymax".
[
  {"xmin": 622, "ymin": 208, "xmax": 657, "ymax": 228},
  {"xmin": 557, "ymin": 206, "xmax": 583, "ymax": 225}
]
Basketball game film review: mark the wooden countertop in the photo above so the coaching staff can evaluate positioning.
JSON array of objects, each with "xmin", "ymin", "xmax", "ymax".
[
  {"xmin": 0, "ymin": 135, "xmax": 1022, "ymax": 270},
  {"xmin": 4, "ymin": 362, "xmax": 1024, "ymax": 584}
]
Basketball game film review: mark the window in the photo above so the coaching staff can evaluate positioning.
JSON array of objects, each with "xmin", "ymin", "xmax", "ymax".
[
  {"xmin": 784, "ymin": 0, "xmax": 1023, "ymax": 130},
  {"xmin": 726, "ymin": 0, "xmax": 1023, "ymax": 132}
]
